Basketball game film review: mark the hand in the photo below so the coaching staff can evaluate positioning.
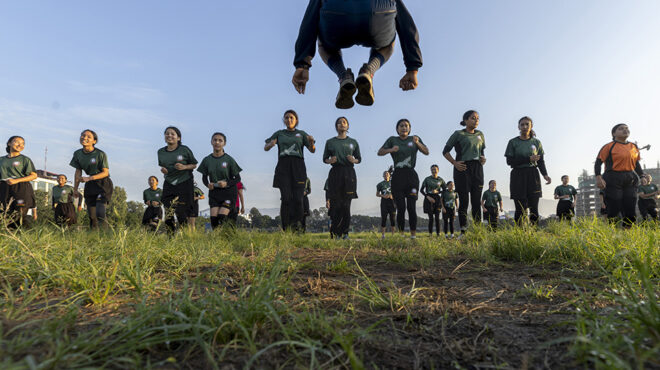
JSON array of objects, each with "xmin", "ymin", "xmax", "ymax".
[
  {"xmin": 240, "ymin": 207, "xmax": 245, "ymax": 215},
  {"xmin": 346, "ymin": 155, "xmax": 358, "ymax": 164},
  {"xmin": 413, "ymin": 136, "xmax": 420, "ymax": 144},
  {"xmin": 6, "ymin": 178, "xmax": 16, "ymax": 186},
  {"xmin": 325, "ymin": 200, "xmax": 330, "ymax": 209},
  {"xmin": 218, "ymin": 180, "xmax": 228, "ymax": 188},
  {"xmin": 482, "ymin": 207, "xmax": 488, "ymax": 213},
  {"xmin": 596, "ymin": 176, "xmax": 606, "ymax": 189},
  {"xmin": 390, "ymin": 145, "xmax": 399, "ymax": 153},
  {"xmin": 307, "ymin": 135, "xmax": 315, "ymax": 145},
  {"xmin": 80, "ymin": 176, "xmax": 90, "ymax": 183},
  {"xmin": 530, "ymin": 154, "xmax": 541, "ymax": 162},
  {"xmin": 160, "ymin": 167, "xmax": 168, "ymax": 175},
  {"xmin": 500, "ymin": 207, "xmax": 504, "ymax": 212},
  {"xmin": 479, "ymin": 156, "xmax": 487, "ymax": 165},
  {"xmin": 174, "ymin": 163, "xmax": 186, "ymax": 170},
  {"xmin": 441, "ymin": 207, "xmax": 446, "ymax": 213},
  {"xmin": 399, "ymin": 70, "xmax": 418, "ymax": 91},
  {"xmin": 153, "ymin": 201, "xmax": 160, "ymax": 207},
  {"xmin": 453, "ymin": 160, "xmax": 467, "ymax": 171},
  {"xmin": 572, "ymin": 202, "xmax": 576, "ymax": 208},
  {"xmin": 73, "ymin": 189, "xmax": 81, "ymax": 198},
  {"xmin": 543, "ymin": 175, "xmax": 552, "ymax": 185},
  {"xmin": 426, "ymin": 196, "xmax": 434, "ymax": 203},
  {"xmin": 54, "ymin": 203, "xmax": 59, "ymax": 208},
  {"xmin": 326, "ymin": 156, "xmax": 337, "ymax": 164},
  {"xmin": 292, "ymin": 68, "xmax": 309, "ymax": 94},
  {"xmin": 207, "ymin": 183, "xmax": 214, "ymax": 190}
]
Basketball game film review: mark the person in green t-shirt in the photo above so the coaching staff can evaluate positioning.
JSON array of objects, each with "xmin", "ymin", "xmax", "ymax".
[
  {"xmin": 481, "ymin": 180, "xmax": 503, "ymax": 230},
  {"xmin": 52, "ymin": 174, "xmax": 77, "ymax": 227},
  {"xmin": 198, "ymin": 132, "xmax": 242, "ymax": 230},
  {"xmin": 377, "ymin": 118, "xmax": 429, "ymax": 239},
  {"xmin": 440, "ymin": 181, "xmax": 458, "ymax": 238},
  {"xmin": 420, "ymin": 164, "xmax": 446, "ymax": 236},
  {"xmin": 0, "ymin": 135, "xmax": 37, "ymax": 228},
  {"xmin": 505, "ymin": 117, "xmax": 552, "ymax": 226},
  {"xmin": 323, "ymin": 117, "xmax": 361, "ymax": 239},
  {"xmin": 376, "ymin": 170, "xmax": 396, "ymax": 239},
  {"xmin": 443, "ymin": 110, "xmax": 487, "ymax": 234},
  {"xmin": 264, "ymin": 110, "xmax": 316, "ymax": 231},
  {"xmin": 142, "ymin": 175, "xmax": 163, "ymax": 229},
  {"xmin": 158, "ymin": 126, "xmax": 198, "ymax": 232},
  {"xmin": 554, "ymin": 175, "xmax": 577, "ymax": 222},
  {"xmin": 637, "ymin": 174, "xmax": 658, "ymax": 220},
  {"xmin": 69, "ymin": 129, "xmax": 114, "ymax": 229}
]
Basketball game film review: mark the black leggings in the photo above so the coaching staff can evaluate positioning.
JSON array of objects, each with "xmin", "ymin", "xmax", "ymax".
[
  {"xmin": 279, "ymin": 186, "xmax": 305, "ymax": 231},
  {"xmin": 427, "ymin": 211, "xmax": 440, "ymax": 235},
  {"xmin": 330, "ymin": 198, "xmax": 352, "ymax": 237},
  {"xmin": 454, "ymin": 161, "xmax": 484, "ymax": 230},
  {"xmin": 513, "ymin": 197, "xmax": 540, "ymax": 225},
  {"xmin": 391, "ymin": 168, "xmax": 419, "ymax": 232},
  {"xmin": 443, "ymin": 209, "xmax": 455, "ymax": 234}
]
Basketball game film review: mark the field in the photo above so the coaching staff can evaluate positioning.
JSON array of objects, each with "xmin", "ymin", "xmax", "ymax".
[{"xmin": 1, "ymin": 219, "xmax": 658, "ymax": 369}]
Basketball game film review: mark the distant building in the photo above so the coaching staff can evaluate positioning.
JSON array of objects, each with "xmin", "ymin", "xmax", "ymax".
[{"xmin": 29, "ymin": 169, "xmax": 81, "ymax": 207}]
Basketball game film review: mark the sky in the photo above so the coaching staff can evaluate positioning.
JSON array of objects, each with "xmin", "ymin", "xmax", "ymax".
[{"xmin": 1, "ymin": 1, "xmax": 659, "ymax": 216}]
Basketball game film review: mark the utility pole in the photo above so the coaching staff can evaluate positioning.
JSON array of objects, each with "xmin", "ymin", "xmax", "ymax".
[{"xmin": 44, "ymin": 146, "xmax": 48, "ymax": 171}]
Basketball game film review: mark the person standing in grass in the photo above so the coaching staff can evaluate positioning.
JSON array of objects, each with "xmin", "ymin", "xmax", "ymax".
[
  {"xmin": 441, "ymin": 181, "xmax": 458, "ymax": 238},
  {"xmin": 378, "ymin": 118, "xmax": 429, "ymax": 239},
  {"xmin": 158, "ymin": 126, "xmax": 198, "ymax": 232},
  {"xmin": 595, "ymin": 123, "xmax": 644, "ymax": 227},
  {"xmin": 198, "ymin": 132, "xmax": 242, "ymax": 230},
  {"xmin": 265, "ymin": 110, "xmax": 316, "ymax": 231},
  {"xmin": 70, "ymin": 129, "xmax": 113, "ymax": 229},
  {"xmin": 481, "ymin": 180, "xmax": 503, "ymax": 230},
  {"xmin": 504, "ymin": 116, "xmax": 551, "ymax": 225},
  {"xmin": 302, "ymin": 178, "xmax": 311, "ymax": 232},
  {"xmin": 554, "ymin": 175, "xmax": 577, "ymax": 222},
  {"xmin": 142, "ymin": 176, "xmax": 163, "ymax": 230},
  {"xmin": 443, "ymin": 110, "xmax": 486, "ymax": 235},
  {"xmin": 323, "ymin": 117, "xmax": 361, "ymax": 239},
  {"xmin": 420, "ymin": 164, "xmax": 445, "ymax": 236},
  {"xmin": 637, "ymin": 174, "xmax": 658, "ymax": 221},
  {"xmin": 376, "ymin": 170, "xmax": 396, "ymax": 239},
  {"xmin": 0, "ymin": 136, "xmax": 37, "ymax": 228},
  {"xmin": 191, "ymin": 183, "xmax": 205, "ymax": 229},
  {"xmin": 52, "ymin": 174, "xmax": 77, "ymax": 227}
]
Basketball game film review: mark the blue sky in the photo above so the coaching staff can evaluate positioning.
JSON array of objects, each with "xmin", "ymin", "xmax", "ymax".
[{"xmin": 1, "ymin": 1, "xmax": 658, "ymax": 215}]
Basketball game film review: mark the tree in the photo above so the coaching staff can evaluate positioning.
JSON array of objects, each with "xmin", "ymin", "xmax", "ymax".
[
  {"xmin": 107, "ymin": 186, "xmax": 128, "ymax": 226},
  {"xmin": 33, "ymin": 189, "xmax": 54, "ymax": 225}
]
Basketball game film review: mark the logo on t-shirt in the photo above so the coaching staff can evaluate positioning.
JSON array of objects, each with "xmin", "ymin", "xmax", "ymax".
[
  {"xmin": 349, "ymin": 143, "xmax": 354, "ymax": 150},
  {"xmin": 90, "ymin": 158, "xmax": 97, "ymax": 164},
  {"xmin": 17, "ymin": 199, "xmax": 24, "ymax": 205},
  {"xmin": 155, "ymin": 193, "xmax": 160, "ymax": 198},
  {"xmin": 62, "ymin": 190, "xmax": 67, "ymax": 194},
  {"xmin": 177, "ymin": 155, "xmax": 183, "ymax": 161},
  {"xmin": 411, "ymin": 189, "xmax": 417, "ymax": 194},
  {"xmin": 407, "ymin": 142, "xmax": 414, "ymax": 147},
  {"xmin": 12, "ymin": 161, "xmax": 19, "ymax": 167},
  {"xmin": 531, "ymin": 145, "xmax": 537, "ymax": 154},
  {"xmin": 222, "ymin": 162, "xmax": 227, "ymax": 168},
  {"xmin": 295, "ymin": 133, "xmax": 301, "ymax": 138},
  {"xmin": 224, "ymin": 200, "xmax": 231, "ymax": 204}
]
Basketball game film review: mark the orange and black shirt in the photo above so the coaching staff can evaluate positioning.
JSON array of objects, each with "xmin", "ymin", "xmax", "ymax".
[{"xmin": 594, "ymin": 141, "xmax": 643, "ymax": 176}]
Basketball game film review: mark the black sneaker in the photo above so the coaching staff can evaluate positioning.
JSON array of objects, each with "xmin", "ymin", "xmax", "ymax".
[
  {"xmin": 355, "ymin": 64, "xmax": 374, "ymax": 106},
  {"xmin": 335, "ymin": 68, "xmax": 356, "ymax": 109}
]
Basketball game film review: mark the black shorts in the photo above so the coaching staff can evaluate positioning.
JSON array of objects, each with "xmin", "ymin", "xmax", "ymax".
[
  {"xmin": 391, "ymin": 168, "xmax": 419, "ymax": 200},
  {"xmin": 380, "ymin": 198, "xmax": 396, "ymax": 214},
  {"xmin": 327, "ymin": 165, "xmax": 358, "ymax": 200},
  {"xmin": 509, "ymin": 167, "xmax": 541, "ymax": 200},
  {"xmin": 319, "ymin": 0, "xmax": 396, "ymax": 51},
  {"xmin": 556, "ymin": 200, "xmax": 574, "ymax": 216},
  {"xmin": 84, "ymin": 177, "xmax": 113, "ymax": 206},
  {"xmin": 209, "ymin": 187, "xmax": 237, "ymax": 210},
  {"xmin": 423, "ymin": 193, "xmax": 441, "ymax": 214},
  {"xmin": 273, "ymin": 156, "xmax": 307, "ymax": 189},
  {"xmin": 0, "ymin": 181, "xmax": 36, "ymax": 209},
  {"xmin": 162, "ymin": 177, "xmax": 194, "ymax": 216}
]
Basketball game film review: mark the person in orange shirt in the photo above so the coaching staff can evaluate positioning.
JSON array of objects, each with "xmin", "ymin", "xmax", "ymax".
[{"xmin": 595, "ymin": 123, "xmax": 644, "ymax": 227}]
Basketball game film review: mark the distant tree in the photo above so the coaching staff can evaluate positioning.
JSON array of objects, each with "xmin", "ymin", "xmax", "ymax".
[
  {"xmin": 126, "ymin": 200, "xmax": 145, "ymax": 226},
  {"xmin": 33, "ymin": 189, "xmax": 54, "ymax": 225},
  {"xmin": 108, "ymin": 186, "xmax": 128, "ymax": 226}
]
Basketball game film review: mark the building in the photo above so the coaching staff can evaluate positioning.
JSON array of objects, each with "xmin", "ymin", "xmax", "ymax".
[{"xmin": 29, "ymin": 170, "xmax": 81, "ymax": 207}]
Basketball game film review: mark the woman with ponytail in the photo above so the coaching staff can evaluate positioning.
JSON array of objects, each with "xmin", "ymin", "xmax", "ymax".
[{"xmin": 0, "ymin": 136, "xmax": 37, "ymax": 228}]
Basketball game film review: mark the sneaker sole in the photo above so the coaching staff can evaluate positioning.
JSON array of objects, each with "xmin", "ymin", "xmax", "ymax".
[
  {"xmin": 355, "ymin": 74, "xmax": 374, "ymax": 106},
  {"xmin": 335, "ymin": 81, "xmax": 356, "ymax": 109}
]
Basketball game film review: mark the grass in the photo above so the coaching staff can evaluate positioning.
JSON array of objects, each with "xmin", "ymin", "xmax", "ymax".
[{"xmin": 0, "ymin": 218, "xmax": 658, "ymax": 368}]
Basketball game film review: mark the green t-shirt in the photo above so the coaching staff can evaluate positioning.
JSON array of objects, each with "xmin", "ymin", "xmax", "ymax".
[
  {"xmin": 554, "ymin": 185, "xmax": 577, "ymax": 202},
  {"xmin": 69, "ymin": 148, "xmax": 109, "ymax": 176},
  {"xmin": 376, "ymin": 180, "xmax": 392, "ymax": 196},
  {"xmin": 197, "ymin": 153, "xmax": 242, "ymax": 183},
  {"xmin": 157, "ymin": 144, "xmax": 198, "ymax": 185},
  {"xmin": 639, "ymin": 184, "xmax": 658, "ymax": 196},
  {"xmin": 482, "ymin": 190, "xmax": 502, "ymax": 208},
  {"xmin": 441, "ymin": 190, "xmax": 457, "ymax": 209},
  {"xmin": 421, "ymin": 176, "xmax": 445, "ymax": 195},
  {"xmin": 266, "ymin": 129, "xmax": 311, "ymax": 158},
  {"xmin": 443, "ymin": 129, "xmax": 486, "ymax": 162},
  {"xmin": 52, "ymin": 185, "xmax": 74, "ymax": 204},
  {"xmin": 143, "ymin": 188, "xmax": 163, "ymax": 204},
  {"xmin": 0, "ymin": 154, "xmax": 36, "ymax": 180},
  {"xmin": 381, "ymin": 136, "xmax": 425, "ymax": 169},
  {"xmin": 322, "ymin": 136, "xmax": 361, "ymax": 167},
  {"xmin": 504, "ymin": 137, "xmax": 545, "ymax": 168}
]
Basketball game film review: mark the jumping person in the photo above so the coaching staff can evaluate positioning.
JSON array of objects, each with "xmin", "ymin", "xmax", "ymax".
[
  {"xmin": 142, "ymin": 175, "xmax": 163, "ymax": 230},
  {"xmin": 637, "ymin": 174, "xmax": 658, "ymax": 221},
  {"xmin": 420, "ymin": 164, "xmax": 445, "ymax": 236},
  {"xmin": 504, "ymin": 116, "xmax": 551, "ymax": 225},
  {"xmin": 554, "ymin": 175, "xmax": 577, "ymax": 222},
  {"xmin": 292, "ymin": 0, "xmax": 422, "ymax": 108},
  {"xmin": 265, "ymin": 110, "xmax": 316, "ymax": 231},
  {"xmin": 376, "ymin": 170, "xmax": 396, "ymax": 239},
  {"xmin": 481, "ymin": 180, "xmax": 503, "ymax": 230},
  {"xmin": 0, "ymin": 136, "xmax": 37, "ymax": 228},
  {"xmin": 323, "ymin": 117, "xmax": 361, "ymax": 239},
  {"xmin": 52, "ymin": 174, "xmax": 77, "ymax": 227},
  {"xmin": 595, "ymin": 123, "xmax": 644, "ymax": 227},
  {"xmin": 443, "ymin": 110, "xmax": 486, "ymax": 234},
  {"xmin": 70, "ymin": 130, "xmax": 113, "ymax": 229},
  {"xmin": 302, "ymin": 178, "xmax": 311, "ymax": 232},
  {"xmin": 191, "ymin": 183, "xmax": 205, "ymax": 229},
  {"xmin": 158, "ymin": 126, "xmax": 198, "ymax": 232},
  {"xmin": 441, "ymin": 181, "xmax": 458, "ymax": 238},
  {"xmin": 378, "ymin": 118, "xmax": 429, "ymax": 238}
]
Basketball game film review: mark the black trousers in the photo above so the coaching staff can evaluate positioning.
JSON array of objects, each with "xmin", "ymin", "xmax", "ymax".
[
  {"xmin": 274, "ymin": 156, "xmax": 307, "ymax": 231},
  {"xmin": 454, "ymin": 160, "xmax": 484, "ymax": 230},
  {"xmin": 603, "ymin": 171, "xmax": 638, "ymax": 227},
  {"xmin": 484, "ymin": 206, "xmax": 498, "ymax": 229},
  {"xmin": 380, "ymin": 199, "xmax": 395, "ymax": 228},
  {"xmin": 510, "ymin": 167, "xmax": 542, "ymax": 225},
  {"xmin": 513, "ymin": 197, "xmax": 540, "ymax": 225},
  {"xmin": 0, "ymin": 182, "xmax": 35, "ymax": 228},
  {"xmin": 443, "ymin": 208, "xmax": 455, "ymax": 234},
  {"xmin": 424, "ymin": 194, "xmax": 441, "ymax": 235},
  {"xmin": 556, "ymin": 200, "xmax": 574, "ymax": 221},
  {"xmin": 142, "ymin": 206, "xmax": 163, "ymax": 225},
  {"xmin": 638, "ymin": 199, "xmax": 657, "ymax": 220},
  {"xmin": 162, "ymin": 177, "xmax": 194, "ymax": 231},
  {"xmin": 54, "ymin": 203, "xmax": 77, "ymax": 227},
  {"xmin": 391, "ymin": 168, "xmax": 419, "ymax": 232},
  {"xmin": 328, "ymin": 166, "xmax": 357, "ymax": 237}
]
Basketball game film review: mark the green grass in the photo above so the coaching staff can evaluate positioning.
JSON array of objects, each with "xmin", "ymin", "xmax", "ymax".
[{"xmin": 0, "ymin": 219, "xmax": 658, "ymax": 368}]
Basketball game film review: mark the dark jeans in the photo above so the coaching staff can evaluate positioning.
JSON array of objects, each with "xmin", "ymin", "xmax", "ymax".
[{"xmin": 319, "ymin": 0, "xmax": 397, "ymax": 51}]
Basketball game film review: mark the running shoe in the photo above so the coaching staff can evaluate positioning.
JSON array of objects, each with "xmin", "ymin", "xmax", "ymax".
[
  {"xmin": 355, "ymin": 64, "xmax": 375, "ymax": 106},
  {"xmin": 335, "ymin": 68, "xmax": 356, "ymax": 109}
]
